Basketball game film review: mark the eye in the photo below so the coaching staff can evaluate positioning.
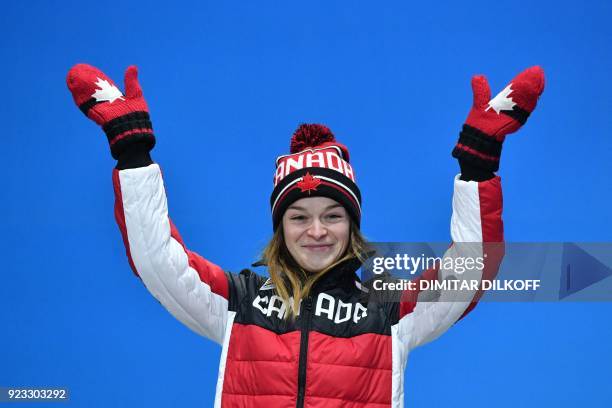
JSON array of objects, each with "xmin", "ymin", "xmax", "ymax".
[
  {"xmin": 290, "ymin": 214, "xmax": 307, "ymax": 221},
  {"xmin": 325, "ymin": 213, "xmax": 345, "ymax": 221}
]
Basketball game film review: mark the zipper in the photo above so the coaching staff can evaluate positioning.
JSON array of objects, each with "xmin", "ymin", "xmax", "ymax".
[{"xmin": 296, "ymin": 296, "xmax": 313, "ymax": 408}]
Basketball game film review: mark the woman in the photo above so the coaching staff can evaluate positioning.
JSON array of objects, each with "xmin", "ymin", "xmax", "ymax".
[{"xmin": 67, "ymin": 64, "xmax": 544, "ymax": 407}]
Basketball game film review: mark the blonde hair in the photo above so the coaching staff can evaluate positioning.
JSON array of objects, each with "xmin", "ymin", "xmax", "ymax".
[{"xmin": 261, "ymin": 220, "xmax": 369, "ymax": 320}]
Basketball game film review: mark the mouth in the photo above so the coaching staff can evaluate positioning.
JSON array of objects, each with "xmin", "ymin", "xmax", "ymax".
[{"xmin": 301, "ymin": 243, "xmax": 335, "ymax": 252}]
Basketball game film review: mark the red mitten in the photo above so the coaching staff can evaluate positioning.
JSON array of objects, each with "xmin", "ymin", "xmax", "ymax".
[
  {"xmin": 452, "ymin": 66, "xmax": 545, "ymax": 172},
  {"xmin": 67, "ymin": 64, "xmax": 155, "ymax": 159}
]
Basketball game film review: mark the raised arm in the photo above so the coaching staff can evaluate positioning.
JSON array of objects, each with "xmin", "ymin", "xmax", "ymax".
[
  {"xmin": 67, "ymin": 64, "xmax": 231, "ymax": 345},
  {"xmin": 396, "ymin": 174, "xmax": 504, "ymax": 351},
  {"xmin": 394, "ymin": 66, "xmax": 545, "ymax": 351}
]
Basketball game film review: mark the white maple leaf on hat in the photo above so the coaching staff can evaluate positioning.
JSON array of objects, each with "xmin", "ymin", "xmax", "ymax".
[
  {"xmin": 486, "ymin": 84, "xmax": 516, "ymax": 114},
  {"xmin": 91, "ymin": 77, "xmax": 124, "ymax": 103}
]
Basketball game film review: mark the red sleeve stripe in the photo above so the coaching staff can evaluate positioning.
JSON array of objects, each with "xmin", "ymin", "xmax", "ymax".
[
  {"xmin": 478, "ymin": 176, "xmax": 504, "ymax": 243},
  {"xmin": 399, "ymin": 266, "xmax": 440, "ymax": 318},
  {"xmin": 457, "ymin": 177, "xmax": 505, "ymax": 319},
  {"xmin": 168, "ymin": 220, "xmax": 229, "ymax": 300},
  {"xmin": 112, "ymin": 168, "xmax": 139, "ymax": 277}
]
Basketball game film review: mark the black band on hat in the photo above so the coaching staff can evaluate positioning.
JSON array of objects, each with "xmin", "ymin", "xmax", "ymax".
[{"xmin": 270, "ymin": 167, "xmax": 361, "ymax": 230}]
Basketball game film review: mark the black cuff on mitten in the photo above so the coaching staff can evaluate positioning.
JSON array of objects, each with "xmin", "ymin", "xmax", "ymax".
[
  {"xmin": 116, "ymin": 140, "xmax": 154, "ymax": 170},
  {"xmin": 452, "ymin": 124, "xmax": 503, "ymax": 173},
  {"xmin": 104, "ymin": 111, "xmax": 155, "ymax": 160},
  {"xmin": 458, "ymin": 159, "xmax": 494, "ymax": 182}
]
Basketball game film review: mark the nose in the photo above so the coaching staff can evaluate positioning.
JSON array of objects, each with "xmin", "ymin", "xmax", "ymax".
[{"xmin": 306, "ymin": 219, "xmax": 328, "ymax": 240}]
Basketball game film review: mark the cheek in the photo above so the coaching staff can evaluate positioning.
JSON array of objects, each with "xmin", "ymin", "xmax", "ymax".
[
  {"xmin": 282, "ymin": 224, "xmax": 302, "ymax": 254},
  {"xmin": 333, "ymin": 224, "xmax": 351, "ymax": 249},
  {"xmin": 282, "ymin": 225, "xmax": 295, "ymax": 241}
]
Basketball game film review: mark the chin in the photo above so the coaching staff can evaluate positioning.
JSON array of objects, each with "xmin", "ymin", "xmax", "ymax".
[{"xmin": 300, "ymin": 255, "xmax": 338, "ymax": 273}]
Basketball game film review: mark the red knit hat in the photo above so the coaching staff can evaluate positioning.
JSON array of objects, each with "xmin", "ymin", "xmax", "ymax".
[{"xmin": 270, "ymin": 124, "xmax": 362, "ymax": 230}]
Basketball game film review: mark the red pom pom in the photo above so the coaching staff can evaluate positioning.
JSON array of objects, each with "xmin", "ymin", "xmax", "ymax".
[{"xmin": 290, "ymin": 124, "xmax": 335, "ymax": 153}]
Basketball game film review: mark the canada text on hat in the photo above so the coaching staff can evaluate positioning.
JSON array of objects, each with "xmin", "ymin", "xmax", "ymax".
[{"xmin": 274, "ymin": 145, "xmax": 355, "ymax": 187}]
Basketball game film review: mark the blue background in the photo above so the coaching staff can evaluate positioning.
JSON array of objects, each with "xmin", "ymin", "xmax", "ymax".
[{"xmin": 2, "ymin": 0, "xmax": 611, "ymax": 406}]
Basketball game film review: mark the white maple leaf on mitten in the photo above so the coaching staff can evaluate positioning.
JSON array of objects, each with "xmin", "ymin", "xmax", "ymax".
[
  {"xmin": 486, "ymin": 84, "xmax": 516, "ymax": 114},
  {"xmin": 91, "ymin": 77, "xmax": 124, "ymax": 103}
]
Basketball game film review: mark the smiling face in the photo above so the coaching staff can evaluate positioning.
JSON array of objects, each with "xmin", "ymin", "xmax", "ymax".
[{"xmin": 282, "ymin": 196, "xmax": 351, "ymax": 274}]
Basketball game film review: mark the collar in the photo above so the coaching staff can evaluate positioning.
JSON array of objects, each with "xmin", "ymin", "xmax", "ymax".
[
  {"xmin": 311, "ymin": 255, "xmax": 368, "ymax": 293},
  {"xmin": 253, "ymin": 250, "xmax": 376, "ymax": 294}
]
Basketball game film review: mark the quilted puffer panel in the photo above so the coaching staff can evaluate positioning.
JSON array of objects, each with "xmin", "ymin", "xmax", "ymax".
[
  {"xmin": 305, "ymin": 331, "xmax": 392, "ymax": 407},
  {"xmin": 222, "ymin": 323, "xmax": 300, "ymax": 407}
]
